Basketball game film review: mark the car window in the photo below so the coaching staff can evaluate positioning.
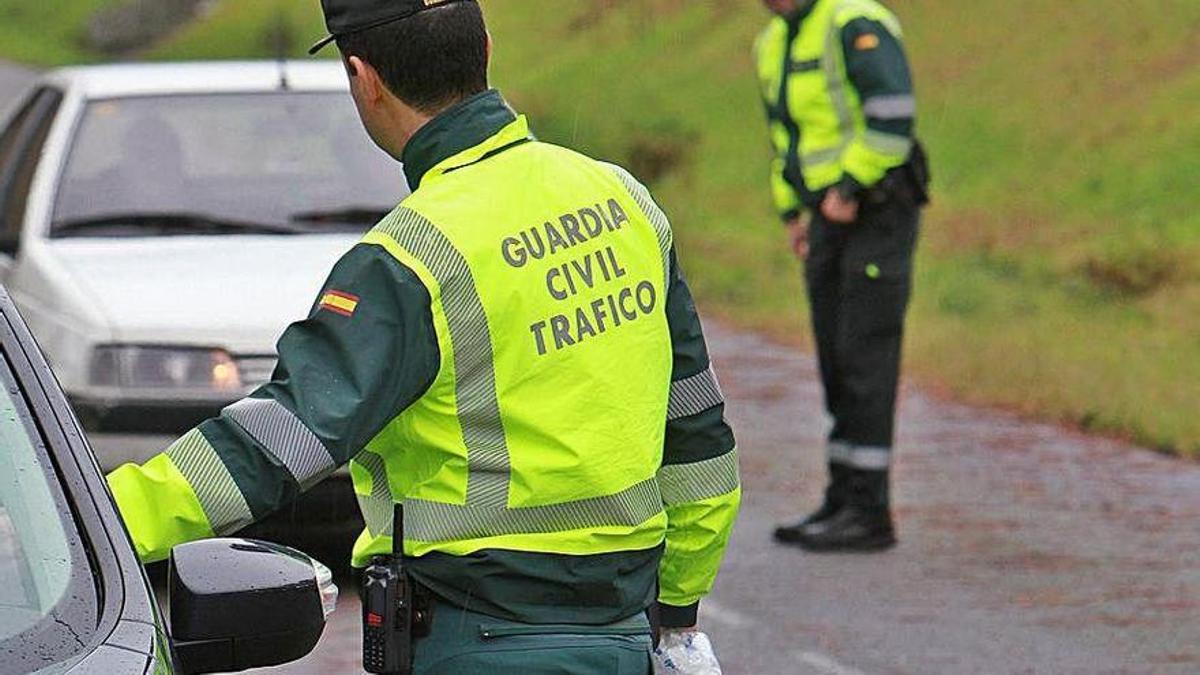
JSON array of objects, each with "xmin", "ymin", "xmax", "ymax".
[
  {"xmin": 0, "ymin": 381, "xmax": 72, "ymax": 638},
  {"xmin": 0, "ymin": 356, "xmax": 98, "ymax": 670},
  {"xmin": 0, "ymin": 92, "xmax": 37, "ymax": 172},
  {"xmin": 52, "ymin": 92, "xmax": 409, "ymax": 235},
  {"xmin": 0, "ymin": 88, "xmax": 62, "ymax": 248},
  {"xmin": 0, "ymin": 88, "xmax": 62, "ymax": 243}
]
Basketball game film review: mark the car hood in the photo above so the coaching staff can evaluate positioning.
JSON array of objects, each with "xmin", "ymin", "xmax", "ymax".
[{"xmin": 50, "ymin": 235, "xmax": 360, "ymax": 353}]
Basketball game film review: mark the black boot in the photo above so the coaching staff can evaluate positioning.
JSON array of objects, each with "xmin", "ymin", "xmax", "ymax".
[
  {"xmin": 773, "ymin": 463, "xmax": 850, "ymax": 543},
  {"xmin": 776, "ymin": 469, "xmax": 896, "ymax": 552},
  {"xmin": 781, "ymin": 505, "xmax": 896, "ymax": 552}
]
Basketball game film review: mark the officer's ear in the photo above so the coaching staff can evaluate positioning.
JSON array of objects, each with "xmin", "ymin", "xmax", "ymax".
[
  {"xmin": 346, "ymin": 55, "xmax": 385, "ymax": 105},
  {"xmin": 485, "ymin": 31, "xmax": 493, "ymax": 66},
  {"xmin": 342, "ymin": 53, "xmax": 358, "ymax": 78}
]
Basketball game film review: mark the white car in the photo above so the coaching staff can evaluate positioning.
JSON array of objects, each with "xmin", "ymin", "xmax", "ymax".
[{"xmin": 0, "ymin": 62, "xmax": 408, "ymax": 447}]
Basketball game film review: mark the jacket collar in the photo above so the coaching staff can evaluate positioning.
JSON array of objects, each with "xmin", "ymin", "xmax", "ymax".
[
  {"xmin": 786, "ymin": 0, "xmax": 819, "ymax": 26},
  {"xmin": 401, "ymin": 89, "xmax": 527, "ymax": 189}
]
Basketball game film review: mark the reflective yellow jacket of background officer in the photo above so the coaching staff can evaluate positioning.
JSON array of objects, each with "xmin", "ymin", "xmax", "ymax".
[
  {"xmin": 756, "ymin": 0, "xmax": 915, "ymax": 219},
  {"xmin": 108, "ymin": 90, "xmax": 740, "ymax": 626}
]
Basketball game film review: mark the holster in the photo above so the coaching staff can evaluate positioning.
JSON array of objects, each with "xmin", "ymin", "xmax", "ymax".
[
  {"xmin": 358, "ymin": 559, "xmax": 437, "ymax": 638},
  {"xmin": 862, "ymin": 141, "xmax": 931, "ymax": 209},
  {"xmin": 399, "ymin": 565, "xmax": 436, "ymax": 640}
]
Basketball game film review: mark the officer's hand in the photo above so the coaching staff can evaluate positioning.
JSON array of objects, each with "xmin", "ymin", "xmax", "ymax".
[
  {"xmin": 785, "ymin": 215, "xmax": 810, "ymax": 260},
  {"xmin": 821, "ymin": 189, "xmax": 859, "ymax": 224},
  {"xmin": 652, "ymin": 629, "xmax": 722, "ymax": 674}
]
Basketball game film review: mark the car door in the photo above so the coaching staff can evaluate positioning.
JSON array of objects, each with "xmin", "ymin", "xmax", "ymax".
[
  {"xmin": 0, "ymin": 87, "xmax": 63, "ymax": 275},
  {"xmin": 0, "ymin": 285, "xmax": 169, "ymax": 674}
]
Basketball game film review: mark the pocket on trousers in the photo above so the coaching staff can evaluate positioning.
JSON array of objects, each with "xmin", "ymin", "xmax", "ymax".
[
  {"xmin": 845, "ymin": 207, "xmax": 919, "ymax": 289},
  {"xmin": 479, "ymin": 623, "xmax": 651, "ymax": 640},
  {"xmin": 435, "ymin": 647, "xmax": 649, "ymax": 675},
  {"xmin": 839, "ymin": 267, "xmax": 912, "ymax": 344},
  {"xmin": 454, "ymin": 623, "xmax": 651, "ymax": 675},
  {"xmin": 842, "ymin": 241, "xmax": 915, "ymax": 342}
]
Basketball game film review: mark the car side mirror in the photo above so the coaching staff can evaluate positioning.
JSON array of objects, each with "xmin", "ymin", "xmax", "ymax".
[{"xmin": 169, "ymin": 538, "xmax": 338, "ymax": 675}]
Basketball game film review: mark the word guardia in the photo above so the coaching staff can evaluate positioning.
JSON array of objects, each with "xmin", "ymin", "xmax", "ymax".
[
  {"xmin": 501, "ymin": 199, "xmax": 630, "ymax": 268},
  {"xmin": 500, "ymin": 198, "xmax": 659, "ymax": 356}
]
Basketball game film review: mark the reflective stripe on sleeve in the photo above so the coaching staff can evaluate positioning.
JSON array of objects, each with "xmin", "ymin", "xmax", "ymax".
[
  {"xmin": 862, "ymin": 94, "xmax": 916, "ymax": 120},
  {"xmin": 801, "ymin": 146, "xmax": 845, "ymax": 169},
  {"xmin": 658, "ymin": 448, "xmax": 740, "ymax": 506},
  {"xmin": 667, "ymin": 366, "xmax": 725, "ymax": 421},
  {"xmin": 165, "ymin": 428, "xmax": 254, "ymax": 536},
  {"xmin": 223, "ymin": 398, "xmax": 337, "ymax": 491},
  {"xmin": 863, "ymin": 129, "xmax": 913, "ymax": 157}
]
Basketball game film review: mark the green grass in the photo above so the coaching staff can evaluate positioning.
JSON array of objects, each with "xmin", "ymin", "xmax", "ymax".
[
  {"xmin": 147, "ymin": 1, "xmax": 328, "ymax": 61},
  {"xmin": 1, "ymin": 0, "xmax": 1196, "ymax": 453},
  {"xmin": 0, "ymin": 0, "xmax": 116, "ymax": 65},
  {"xmin": 0, "ymin": 0, "xmax": 328, "ymax": 65},
  {"xmin": 480, "ymin": 0, "xmax": 1200, "ymax": 455}
]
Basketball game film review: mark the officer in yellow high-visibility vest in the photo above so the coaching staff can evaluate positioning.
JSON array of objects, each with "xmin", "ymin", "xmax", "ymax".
[
  {"xmin": 106, "ymin": 0, "xmax": 740, "ymax": 670},
  {"xmin": 757, "ymin": 0, "xmax": 928, "ymax": 552}
]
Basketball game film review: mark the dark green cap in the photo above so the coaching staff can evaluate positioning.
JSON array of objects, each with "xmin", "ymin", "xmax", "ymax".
[{"xmin": 309, "ymin": 0, "xmax": 476, "ymax": 54}]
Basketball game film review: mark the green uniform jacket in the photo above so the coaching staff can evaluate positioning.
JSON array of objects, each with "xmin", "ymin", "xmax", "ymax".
[
  {"xmin": 756, "ymin": 0, "xmax": 918, "ymax": 220},
  {"xmin": 107, "ymin": 90, "xmax": 739, "ymax": 628}
]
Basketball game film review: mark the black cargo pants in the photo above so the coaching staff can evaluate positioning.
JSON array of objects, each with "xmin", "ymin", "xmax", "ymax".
[{"xmin": 804, "ymin": 196, "xmax": 919, "ymax": 502}]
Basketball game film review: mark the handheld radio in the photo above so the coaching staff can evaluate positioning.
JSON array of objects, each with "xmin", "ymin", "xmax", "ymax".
[{"xmin": 362, "ymin": 504, "xmax": 416, "ymax": 674}]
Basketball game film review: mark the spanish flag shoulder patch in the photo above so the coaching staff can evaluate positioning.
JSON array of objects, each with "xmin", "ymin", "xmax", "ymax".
[
  {"xmin": 855, "ymin": 33, "xmax": 881, "ymax": 51},
  {"xmin": 319, "ymin": 290, "xmax": 360, "ymax": 317}
]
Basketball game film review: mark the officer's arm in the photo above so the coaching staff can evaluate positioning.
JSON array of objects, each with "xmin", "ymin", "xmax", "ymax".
[
  {"xmin": 763, "ymin": 101, "xmax": 804, "ymax": 223},
  {"xmin": 106, "ymin": 243, "xmax": 439, "ymax": 563},
  {"xmin": 838, "ymin": 17, "xmax": 916, "ymax": 194},
  {"xmin": 753, "ymin": 31, "xmax": 805, "ymax": 222},
  {"xmin": 770, "ymin": 158, "xmax": 804, "ymax": 223},
  {"xmin": 656, "ymin": 248, "xmax": 741, "ymax": 628}
]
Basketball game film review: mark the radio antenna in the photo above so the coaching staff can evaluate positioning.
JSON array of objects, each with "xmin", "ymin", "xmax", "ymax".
[
  {"xmin": 271, "ymin": 11, "xmax": 292, "ymax": 91},
  {"xmin": 393, "ymin": 503, "xmax": 404, "ymax": 558}
]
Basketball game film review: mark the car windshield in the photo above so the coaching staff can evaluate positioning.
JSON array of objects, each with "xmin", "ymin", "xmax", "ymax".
[
  {"xmin": 0, "ymin": 364, "xmax": 93, "ymax": 660},
  {"xmin": 52, "ymin": 92, "xmax": 407, "ymax": 237}
]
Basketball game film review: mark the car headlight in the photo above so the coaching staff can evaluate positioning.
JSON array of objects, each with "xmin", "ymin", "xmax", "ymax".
[{"xmin": 89, "ymin": 346, "xmax": 242, "ymax": 390}]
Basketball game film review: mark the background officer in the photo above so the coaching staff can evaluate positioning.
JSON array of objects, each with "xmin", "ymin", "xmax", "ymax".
[
  {"xmin": 756, "ymin": 0, "xmax": 928, "ymax": 552},
  {"xmin": 107, "ymin": 0, "xmax": 740, "ymax": 670}
]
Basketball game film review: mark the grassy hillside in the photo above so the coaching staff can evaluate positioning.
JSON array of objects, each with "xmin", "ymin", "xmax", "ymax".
[
  {"xmin": 0, "ymin": 0, "xmax": 115, "ymax": 65},
  {"xmin": 0, "ymin": 0, "xmax": 327, "ymax": 65},
  {"xmin": 1, "ymin": 0, "xmax": 1197, "ymax": 453},
  {"xmin": 480, "ymin": 0, "xmax": 1200, "ymax": 454},
  {"xmin": 147, "ymin": 0, "xmax": 326, "ymax": 61}
]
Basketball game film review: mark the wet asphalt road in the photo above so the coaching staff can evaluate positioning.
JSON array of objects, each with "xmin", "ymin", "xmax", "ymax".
[
  {"xmin": 89, "ymin": 323, "xmax": 1200, "ymax": 674},
  {"xmin": 5, "ymin": 60, "xmax": 1197, "ymax": 674}
]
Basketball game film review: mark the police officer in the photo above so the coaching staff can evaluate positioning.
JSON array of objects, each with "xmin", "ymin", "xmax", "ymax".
[
  {"xmin": 107, "ymin": 1, "xmax": 740, "ymax": 670},
  {"xmin": 756, "ymin": 0, "xmax": 928, "ymax": 551}
]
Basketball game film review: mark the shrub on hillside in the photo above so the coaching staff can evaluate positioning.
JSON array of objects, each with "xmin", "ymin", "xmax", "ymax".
[{"xmin": 87, "ymin": 0, "xmax": 212, "ymax": 55}]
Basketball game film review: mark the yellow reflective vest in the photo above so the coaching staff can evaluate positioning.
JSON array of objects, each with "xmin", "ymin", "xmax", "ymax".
[
  {"xmin": 108, "ymin": 90, "xmax": 740, "ymax": 626},
  {"xmin": 756, "ymin": 0, "xmax": 916, "ymax": 219}
]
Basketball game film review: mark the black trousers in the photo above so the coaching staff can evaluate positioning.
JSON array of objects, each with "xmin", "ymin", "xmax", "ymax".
[{"xmin": 804, "ymin": 198, "xmax": 919, "ymax": 479}]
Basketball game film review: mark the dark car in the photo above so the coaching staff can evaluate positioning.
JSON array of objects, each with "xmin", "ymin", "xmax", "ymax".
[{"xmin": 0, "ymin": 284, "xmax": 337, "ymax": 674}]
